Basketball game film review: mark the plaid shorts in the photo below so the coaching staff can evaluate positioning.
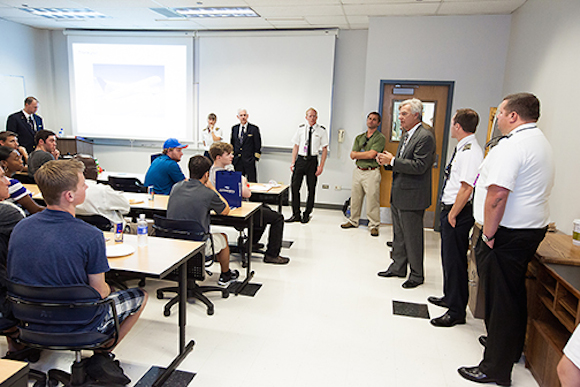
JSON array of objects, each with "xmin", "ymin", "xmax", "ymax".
[{"xmin": 97, "ymin": 288, "xmax": 145, "ymax": 334}]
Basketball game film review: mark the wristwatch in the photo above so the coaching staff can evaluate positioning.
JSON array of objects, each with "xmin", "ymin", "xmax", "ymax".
[{"xmin": 482, "ymin": 233, "xmax": 495, "ymax": 243}]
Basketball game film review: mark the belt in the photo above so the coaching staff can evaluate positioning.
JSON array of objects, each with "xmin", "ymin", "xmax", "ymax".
[
  {"xmin": 357, "ymin": 166, "xmax": 378, "ymax": 171},
  {"xmin": 299, "ymin": 155, "xmax": 317, "ymax": 161},
  {"xmin": 440, "ymin": 200, "xmax": 473, "ymax": 212}
]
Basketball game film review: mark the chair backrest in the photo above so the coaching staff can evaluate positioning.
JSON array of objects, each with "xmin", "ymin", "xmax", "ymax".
[
  {"xmin": 108, "ymin": 176, "xmax": 147, "ymax": 193},
  {"xmin": 152, "ymin": 215, "xmax": 208, "ymax": 242},
  {"xmin": 7, "ymin": 281, "xmax": 119, "ymax": 350},
  {"xmin": 150, "ymin": 153, "xmax": 163, "ymax": 164},
  {"xmin": 153, "ymin": 215, "xmax": 210, "ymax": 281},
  {"xmin": 76, "ymin": 214, "xmax": 113, "ymax": 231}
]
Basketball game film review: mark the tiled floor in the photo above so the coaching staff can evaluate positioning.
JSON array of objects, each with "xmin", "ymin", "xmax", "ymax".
[{"xmin": 4, "ymin": 208, "xmax": 540, "ymax": 387}]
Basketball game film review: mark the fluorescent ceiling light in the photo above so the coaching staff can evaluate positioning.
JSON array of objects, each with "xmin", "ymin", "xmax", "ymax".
[
  {"xmin": 20, "ymin": 8, "xmax": 106, "ymax": 19},
  {"xmin": 172, "ymin": 7, "xmax": 259, "ymax": 18}
]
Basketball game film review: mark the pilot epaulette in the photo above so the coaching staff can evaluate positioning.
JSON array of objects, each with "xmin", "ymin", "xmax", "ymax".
[
  {"xmin": 299, "ymin": 123, "xmax": 305, "ymax": 127},
  {"xmin": 463, "ymin": 144, "xmax": 472, "ymax": 151},
  {"xmin": 320, "ymin": 125, "xmax": 326, "ymax": 130}
]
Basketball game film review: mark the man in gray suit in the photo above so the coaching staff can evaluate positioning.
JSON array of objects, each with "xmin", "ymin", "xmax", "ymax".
[{"xmin": 376, "ymin": 98, "xmax": 435, "ymax": 289}]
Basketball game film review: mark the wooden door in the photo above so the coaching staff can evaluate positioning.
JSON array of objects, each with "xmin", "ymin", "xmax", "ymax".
[{"xmin": 378, "ymin": 81, "xmax": 454, "ymax": 228}]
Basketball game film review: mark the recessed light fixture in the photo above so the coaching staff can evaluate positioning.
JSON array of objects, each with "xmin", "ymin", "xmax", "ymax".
[
  {"xmin": 20, "ymin": 7, "xmax": 106, "ymax": 19},
  {"xmin": 172, "ymin": 7, "xmax": 259, "ymax": 18}
]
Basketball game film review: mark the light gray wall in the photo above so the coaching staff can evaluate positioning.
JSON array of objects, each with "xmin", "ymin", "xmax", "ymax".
[
  {"xmin": 363, "ymin": 15, "xmax": 512, "ymax": 154},
  {"xmin": 70, "ymin": 29, "xmax": 370, "ymax": 208},
  {"xmin": 0, "ymin": 19, "xmax": 53, "ymax": 127},
  {"xmin": 503, "ymin": 0, "xmax": 580, "ymax": 233}
]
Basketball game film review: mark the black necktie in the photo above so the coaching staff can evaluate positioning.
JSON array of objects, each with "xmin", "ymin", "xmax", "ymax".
[
  {"xmin": 441, "ymin": 146, "xmax": 458, "ymax": 197},
  {"xmin": 28, "ymin": 116, "xmax": 35, "ymax": 131},
  {"xmin": 307, "ymin": 126, "xmax": 313, "ymax": 156},
  {"xmin": 239, "ymin": 126, "xmax": 245, "ymax": 142}
]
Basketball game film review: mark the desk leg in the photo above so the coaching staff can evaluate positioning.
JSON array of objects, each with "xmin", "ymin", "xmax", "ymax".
[
  {"xmin": 235, "ymin": 215, "xmax": 255, "ymax": 296},
  {"xmin": 278, "ymin": 195, "xmax": 283, "ymax": 213},
  {"xmin": 178, "ymin": 262, "xmax": 186, "ymax": 353}
]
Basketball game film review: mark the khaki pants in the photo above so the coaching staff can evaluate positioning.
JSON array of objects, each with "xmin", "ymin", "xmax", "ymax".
[{"xmin": 348, "ymin": 167, "xmax": 381, "ymax": 229}]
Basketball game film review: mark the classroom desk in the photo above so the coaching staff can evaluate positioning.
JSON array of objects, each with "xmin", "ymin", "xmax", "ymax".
[
  {"xmin": 97, "ymin": 171, "xmax": 145, "ymax": 184},
  {"xmin": 0, "ymin": 359, "xmax": 28, "ymax": 387},
  {"xmin": 23, "ymin": 184, "xmax": 41, "ymax": 198},
  {"xmin": 123, "ymin": 192, "xmax": 261, "ymax": 295},
  {"xmin": 249, "ymin": 183, "xmax": 289, "ymax": 213},
  {"xmin": 104, "ymin": 232, "xmax": 203, "ymax": 386}
]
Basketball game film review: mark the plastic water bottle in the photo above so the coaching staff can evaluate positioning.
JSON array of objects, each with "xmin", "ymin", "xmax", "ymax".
[
  {"xmin": 58, "ymin": 128, "xmax": 64, "ymax": 137},
  {"xmin": 137, "ymin": 214, "xmax": 148, "ymax": 247}
]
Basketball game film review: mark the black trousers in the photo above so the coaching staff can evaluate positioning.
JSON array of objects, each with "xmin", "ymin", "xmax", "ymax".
[
  {"xmin": 234, "ymin": 159, "xmax": 257, "ymax": 183},
  {"xmin": 291, "ymin": 157, "xmax": 318, "ymax": 217},
  {"xmin": 253, "ymin": 204, "xmax": 284, "ymax": 257},
  {"xmin": 440, "ymin": 204, "xmax": 474, "ymax": 319},
  {"xmin": 389, "ymin": 203, "xmax": 425, "ymax": 283},
  {"xmin": 476, "ymin": 226, "xmax": 547, "ymax": 382}
]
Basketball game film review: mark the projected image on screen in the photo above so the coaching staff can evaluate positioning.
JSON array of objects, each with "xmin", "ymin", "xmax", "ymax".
[
  {"xmin": 93, "ymin": 64, "xmax": 164, "ymax": 118},
  {"xmin": 69, "ymin": 42, "xmax": 191, "ymax": 141}
]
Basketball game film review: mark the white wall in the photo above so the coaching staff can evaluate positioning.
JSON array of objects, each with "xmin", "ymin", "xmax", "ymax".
[
  {"xmin": 503, "ymin": 0, "xmax": 580, "ymax": 233},
  {"xmin": 74, "ymin": 29, "xmax": 370, "ymax": 208},
  {"xmin": 363, "ymin": 15, "xmax": 512, "ymax": 154},
  {"xmin": 0, "ymin": 19, "xmax": 53, "ymax": 127}
]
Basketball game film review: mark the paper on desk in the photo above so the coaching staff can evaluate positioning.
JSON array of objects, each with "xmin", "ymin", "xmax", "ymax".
[
  {"xmin": 250, "ymin": 184, "xmax": 272, "ymax": 192},
  {"xmin": 129, "ymin": 199, "xmax": 144, "ymax": 204}
]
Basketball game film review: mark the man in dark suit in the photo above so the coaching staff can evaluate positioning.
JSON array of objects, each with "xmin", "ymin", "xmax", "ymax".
[
  {"xmin": 376, "ymin": 98, "xmax": 435, "ymax": 289},
  {"xmin": 230, "ymin": 109, "xmax": 261, "ymax": 182},
  {"xmin": 6, "ymin": 96, "xmax": 44, "ymax": 154}
]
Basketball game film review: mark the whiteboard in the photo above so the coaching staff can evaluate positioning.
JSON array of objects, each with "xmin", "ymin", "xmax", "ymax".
[
  {"xmin": 0, "ymin": 75, "xmax": 26, "ymax": 130},
  {"xmin": 198, "ymin": 31, "xmax": 336, "ymax": 149}
]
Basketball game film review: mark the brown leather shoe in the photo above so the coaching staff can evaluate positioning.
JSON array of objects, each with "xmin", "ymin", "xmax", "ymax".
[
  {"xmin": 341, "ymin": 222, "xmax": 356, "ymax": 229},
  {"xmin": 370, "ymin": 227, "xmax": 379, "ymax": 236},
  {"xmin": 264, "ymin": 255, "xmax": 290, "ymax": 265}
]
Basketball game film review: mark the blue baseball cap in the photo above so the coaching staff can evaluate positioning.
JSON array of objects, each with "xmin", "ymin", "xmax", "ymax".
[{"xmin": 163, "ymin": 138, "xmax": 188, "ymax": 149}]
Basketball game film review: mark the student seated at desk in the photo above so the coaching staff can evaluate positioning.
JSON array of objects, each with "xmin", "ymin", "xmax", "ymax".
[
  {"xmin": 209, "ymin": 142, "xmax": 289, "ymax": 265},
  {"xmin": 0, "ymin": 131, "xmax": 28, "ymax": 172},
  {"xmin": 8, "ymin": 160, "xmax": 148, "ymax": 385},
  {"xmin": 28, "ymin": 130, "xmax": 60, "ymax": 177},
  {"xmin": 144, "ymin": 138, "xmax": 187, "ymax": 195},
  {"xmin": 167, "ymin": 155, "xmax": 240, "ymax": 286},
  {"xmin": 0, "ymin": 166, "xmax": 30, "ymax": 359},
  {"xmin": 74, "ymin": 154, "xmax": 130, "ymax": 226},
  {"xmin": 0, "ymin": 146, "xmax": 44, "ymax": 214}
]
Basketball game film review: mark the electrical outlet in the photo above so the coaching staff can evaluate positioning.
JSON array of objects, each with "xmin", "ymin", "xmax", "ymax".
[
  {"xmin": 334, "ymin": 185, "xmax": 342, "ymax": 190},
  {"xmin": 322, "ymin": 184, "xmax": 329, "ymax": 189}
]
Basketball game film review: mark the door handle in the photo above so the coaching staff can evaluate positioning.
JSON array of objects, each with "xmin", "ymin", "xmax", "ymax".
[{"xmin": 433, "ymin": 154, "xmax": 439, "ymax": 168}]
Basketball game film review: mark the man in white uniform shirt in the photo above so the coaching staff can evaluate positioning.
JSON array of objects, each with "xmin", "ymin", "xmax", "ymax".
[
  {"xmin": 458, "ymin": 93, "xmax": 554, "ymax": 386},
  {"xmin": 74, "ymin": 155, "xmax": 130, "ymax": 226},
  {"xmin": 558, "ymin": 325, "xmax": 580, "ymax": 387},
  {"xmin": 286, "ymin": 108, "xmax": 328, "ymax": 224},
  {"xmin": 428, "ymin": 108, "xmax": 483, "ymax": 327}
]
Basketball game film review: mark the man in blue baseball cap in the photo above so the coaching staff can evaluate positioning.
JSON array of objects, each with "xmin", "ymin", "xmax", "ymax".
[{"xmin": 144, "ymin": 138, "xmax": 188, "ymax": 195}]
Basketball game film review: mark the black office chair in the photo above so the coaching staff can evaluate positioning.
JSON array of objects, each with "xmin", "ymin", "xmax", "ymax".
[
  {"xmin": 76, "ymin": 214, "xmax": 113, "ymax": 232},
  {"xmin": 153, "ymin": 215, "xmax": 228, "ymax": 316},
  {"xmin": 108, "ymin": 176, "xmax": 147, "ymax": 193},
  {"xmin": 150, "ymin": 153, "xmax": 162, "ymax": 164},
  {"xmin": 7, "ymin": 281, "xmax": 121, "ymax": 387}
]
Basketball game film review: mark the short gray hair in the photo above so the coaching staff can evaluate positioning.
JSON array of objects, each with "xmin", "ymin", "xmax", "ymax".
[
  {"xmin": 400, "ymin": 98, "xmax": 423, "ymax": 118},
  {"xmin": 237, "ymin": 108, "xmax": 247, "ymax": 115}
]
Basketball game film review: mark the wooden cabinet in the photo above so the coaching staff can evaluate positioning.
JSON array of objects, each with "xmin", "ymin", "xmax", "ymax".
[
  {"xmin": 57, "ymin": 137, "xmax": 93, "ymax": 156},
  {"xmin": 525, "ymin": 234, "xmax": 580, "ymax": 387}
]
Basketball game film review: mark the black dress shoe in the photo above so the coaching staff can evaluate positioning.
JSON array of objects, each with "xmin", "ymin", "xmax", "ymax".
[
  {"xmin": 285, "ymin": 215, "xmax": 301, "ymax": 223},
  {"xmin": 427, "ymin": 296, "xmax": 449, "ymax": 308},
  {"xmin": 402, "ymin": 279, "xmax": 423, "ymax": 289},
  {"xmin": 252, "ymin": 243, "xmax": 265, "ymax": 252},
  {"xmin": 386, "ymin": 241, "xmax": 393, "ymax": 247},
  {"xmin": 458, "ymin": 366, "xmax": 511, "ymax": 386},
  {"xmin": 300, "ymin": 214, "xmax": 311, "ymax": 223},
  {"xmin": 377, "ymin": 270, "xmax": 405, "ymax": 278},
  {"xmin": 430, "ymin": 312, "xmax": 466, "ymax": 327},
  {"xmin": 479, "ymin": 335, "xmax": 487, "ymax": 347}
]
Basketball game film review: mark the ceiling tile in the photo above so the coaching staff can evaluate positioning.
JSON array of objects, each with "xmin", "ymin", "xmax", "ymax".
[
  {"xmin": 252, "ymin": 5, "xmax": 343, "ymax": 17},
  {"xmin": 343, "ymin": 3, "xmax": 441, "ymax": 16},
  {"xmin": 438, "ymin": 0, "xmax": 525, "ymax": 14},
  {"xmin": 346, "ymin": 14, "xmax": 369, "ymax": 24}
]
